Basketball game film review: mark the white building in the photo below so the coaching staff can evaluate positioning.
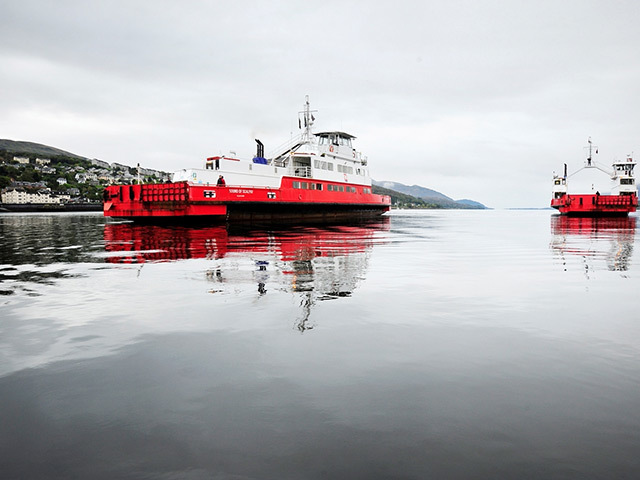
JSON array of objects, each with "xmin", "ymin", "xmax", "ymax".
[
  {"xmin": 35, "ymin": 158, "xmax": 51, "ymax": 165},
  {"xmin": 1, "ymin": 188, "xmax": 62, "ymax": 204},
  {"xmin": 13, "ymin": 156, "xmax": 30, "ymax": 164}
]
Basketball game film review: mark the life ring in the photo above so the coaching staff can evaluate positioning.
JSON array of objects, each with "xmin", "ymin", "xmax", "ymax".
[
  {"xmin": 299, "ymin": 194, "xmax": 302, "ymax": 200},
  {"xmin": 329, "ymin": 145, "xmax": 334, "ymax": 153},
  {"xmin": 344, "ymin": 173, "xmax": 348, "ymax": 182}
]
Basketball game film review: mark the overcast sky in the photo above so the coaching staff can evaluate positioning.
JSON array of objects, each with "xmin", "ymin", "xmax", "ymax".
[{"xmin": 2, "ymin": 0, "xmax": 639, "ymax": 208}]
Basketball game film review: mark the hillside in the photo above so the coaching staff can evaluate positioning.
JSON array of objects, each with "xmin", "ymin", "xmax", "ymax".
[
  {"xmin": 1, "ymin": 139, "xmax": 168, "ymax": 202},
  {"xmin": 0, "ymin": 139, "xmax": 87, "ymax": 160},
  {"xmin": 373, "ymin": 180, "xmax": 487, "ymax": 209}
]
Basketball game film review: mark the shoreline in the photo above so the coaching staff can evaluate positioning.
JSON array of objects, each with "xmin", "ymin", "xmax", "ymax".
[{"xmin": 0, "ymin": 203, "xmax": 102, "ymax": 213}]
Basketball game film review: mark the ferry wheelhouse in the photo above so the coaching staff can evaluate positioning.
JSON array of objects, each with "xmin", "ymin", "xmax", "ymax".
[
  {"xmin": 103, "ymin": 97, "xmax": 391, "ymax": 223},
  {"xmin": 551, "ymin": 139, "xmax": 637, "ymax": 216}
]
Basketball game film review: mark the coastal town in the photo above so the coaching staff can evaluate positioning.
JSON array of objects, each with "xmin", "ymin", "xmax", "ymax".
[{"xmin": 0, "ymin": 155, "xmax": 169, "ymax": 207}]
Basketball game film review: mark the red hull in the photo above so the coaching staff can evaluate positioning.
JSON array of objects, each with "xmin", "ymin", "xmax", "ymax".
[
  {"xmin": 551, "ymin": 193, "xmax": 637, "ymax": 216},
  {"xmin": 103, "ymin": 178, "xmax": 391, "ymax": 224}
]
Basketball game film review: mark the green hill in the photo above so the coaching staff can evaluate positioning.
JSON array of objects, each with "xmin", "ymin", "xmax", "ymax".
[
  {"xmin": 0, "ymin": 139, "xmax": 166, "ymax": 202},
  {"xmin": 0, "ymin": 139, "xmax": 86, "ymax": 159}
]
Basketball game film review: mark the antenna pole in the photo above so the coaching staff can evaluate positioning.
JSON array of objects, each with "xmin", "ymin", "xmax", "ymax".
[
  {"xmin": 586, "ymin": 137, "xmax": 598, "ymax": 166},
  {"xmin": 299, "ymin": 95, "xmax": 317, "ymax": 141}
]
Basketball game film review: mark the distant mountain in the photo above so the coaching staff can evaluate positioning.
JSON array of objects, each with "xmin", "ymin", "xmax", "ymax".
[
  {"xmin": 373, "ymin": 180, "xmax": 487, "ymax": 209},
  {"xmin": 371, "ymin": 184, "xmax": 441, "ymax": 208},
  {"xmin": 374, "ymin": 181, "xmax": 452, "ymax": 202},
  {"xmin": 0, "ymin": 139, "xmax": 86, "ymax": 160},
  {"xmin": 455, "ymin": 199, "xmax": 486, "ymax": 209}
]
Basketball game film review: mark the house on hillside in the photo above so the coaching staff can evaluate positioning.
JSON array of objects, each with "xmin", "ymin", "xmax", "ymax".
[
  {"xmin": 111, "ymin": 162, "xmax": 130, "ymax": 172},
  {"xmin": 75, "ymin": 172, "xmax": 98, "ymax": 184},
  {"xmin": 90, "ymin": 159, "xmax": 110, "ymax": 169},
  {"xmin": 13, "ymin": 181, "xmax": 48, "ymax": 189},
  {"xmin": 98, "ymin": 173, "xmax": 116, "ymax": 183}
]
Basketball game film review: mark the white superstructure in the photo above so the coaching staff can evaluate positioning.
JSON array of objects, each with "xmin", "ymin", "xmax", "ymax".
[
  {"xmin": 610, "ymin": 156, "xmax": 637, "ymax": 195},
  {"xmin": 172, "ymin": 96, "xmax": 372, "ymax": 188},
  {"xmin": 552, "ymin": 139, "xmax": 637, "ymax": 197}
]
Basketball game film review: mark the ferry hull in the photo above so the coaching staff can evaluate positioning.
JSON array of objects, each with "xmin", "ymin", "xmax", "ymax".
[
  {"xmin": 103, "ymin": 182, "xmax": 391, "ymax": 225},
  {"xmin": 551, "ymin": 193, "xmax": 637, "ymax": 216}
]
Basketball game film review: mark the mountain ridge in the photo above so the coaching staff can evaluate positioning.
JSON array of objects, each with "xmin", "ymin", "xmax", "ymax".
[{"xmin": 373, "ymin": 180, "xmax": 487, "ymax": 209}]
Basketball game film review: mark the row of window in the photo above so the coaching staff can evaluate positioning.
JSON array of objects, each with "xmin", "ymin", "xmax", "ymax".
[
  {"xmin": 318, "ymin": 136, "xmax": 353, "ymax": 148},
  {"xmin": 292, "ymin": 182, "xmax": 370, "ymax": 194},
  {"xmin": 313, "ymin": 160, "xmax": 361, "ymax": 176},
  {"xmin": 328, "ymin": 185, "xmax": 357, "ymax": 193},
  {"xmin": 314, "ymin": 160, "xmax": 334, "ymax": 171},
  {"xmin": 337, "ymin": 164, "xmax": 354, "ymax": 175},
  {"xmin": 293, "ymin": 181, "xmax": 323, "ymax": 190}
]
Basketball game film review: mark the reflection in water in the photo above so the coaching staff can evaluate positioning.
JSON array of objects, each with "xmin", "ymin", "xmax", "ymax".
[
  {"xmin": 4, "ymin": 212, "xmax": 640, "ymax": 479},
  {"xmin": 104, "ymin": 220, "xmax": 389, "ymax": 331},
  {"xmin": 0, "ymin": 214, "xmax": 105, "ymax": 295},
  {"xmin": 550, "ymin": 215, "xmax": 636, "ymax": 274}
]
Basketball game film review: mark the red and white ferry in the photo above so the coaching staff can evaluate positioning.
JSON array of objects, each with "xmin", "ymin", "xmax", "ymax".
[
  {"xmin": 103, "ymin": 97, "xmax": 391, "ymax": 223},
  {"xmin": 551, "ymin": 139, "xmax": 638, "ymax": 216}
]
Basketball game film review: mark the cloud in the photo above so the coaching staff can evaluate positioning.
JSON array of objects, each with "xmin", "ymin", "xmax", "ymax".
[{"xmin": 1, "ymin": 0, "xmax": 640, "ymax": 207}]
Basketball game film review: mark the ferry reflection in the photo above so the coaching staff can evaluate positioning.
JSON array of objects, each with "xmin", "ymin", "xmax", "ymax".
[
  {"xmin": 104, "ymin": 220, "xmax": 389, "ymax": 330},
  {"xmin": 550, "ymin": 215, "xmax": 636, "ymax": 273}
]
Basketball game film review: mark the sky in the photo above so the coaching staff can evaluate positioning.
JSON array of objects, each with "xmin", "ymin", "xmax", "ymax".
[{"xmin": 1, "ymin": 0, "xmax": 640, "ymax": 208}]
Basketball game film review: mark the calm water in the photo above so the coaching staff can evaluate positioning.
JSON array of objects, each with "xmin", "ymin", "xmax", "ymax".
[{"xmin": 1, "ymin": 210, "xmax": 639, "ymax": 479}]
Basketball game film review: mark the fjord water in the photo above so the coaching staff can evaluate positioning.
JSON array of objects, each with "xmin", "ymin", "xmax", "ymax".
[{"xmin": 1, "ymin": 210, "xmax": 639, "ymax": 479}]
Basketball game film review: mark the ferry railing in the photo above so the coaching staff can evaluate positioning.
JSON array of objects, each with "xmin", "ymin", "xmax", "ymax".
[
  {"xmin": 290, "ymin": 166, "xmax": 312, "ymax": 178},
  {"xmin": 269, "ymin": 133, "xmax": 304, "ymax": 159}
]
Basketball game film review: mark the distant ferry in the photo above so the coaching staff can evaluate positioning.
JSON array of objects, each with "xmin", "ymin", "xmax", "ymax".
[
  {"xmin": 103, "ymin": 97, "xmax": 391, "ymax": 223},
  {"xmin": 551, "ymin": 139, "xmax": 637, "ymax": 216}
]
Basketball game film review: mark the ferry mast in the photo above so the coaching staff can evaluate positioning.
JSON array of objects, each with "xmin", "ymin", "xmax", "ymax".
[
  {"xmin": 299, "ymin": 95, "xmax": 317, "ymax": 141},
  {"xmin": 586, "ymin": 137, "xmax": 598, "ymax": 166}
]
